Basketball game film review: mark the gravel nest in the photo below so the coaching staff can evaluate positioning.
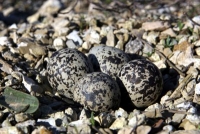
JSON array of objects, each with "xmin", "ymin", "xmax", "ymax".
[{"xmin": 1, "ymin": 0, "xmax": 200, "ymax": 134}]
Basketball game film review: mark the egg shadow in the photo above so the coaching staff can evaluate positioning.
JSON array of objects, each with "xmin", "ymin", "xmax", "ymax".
[{"xmin": 116, "ymin": 77, "xmax": 136, "ymax": 112}]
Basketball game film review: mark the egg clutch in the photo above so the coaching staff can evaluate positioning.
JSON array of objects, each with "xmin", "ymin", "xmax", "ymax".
[{"xmin": 47, "ymin": 45, "xmax": 163, "ymax": 112}]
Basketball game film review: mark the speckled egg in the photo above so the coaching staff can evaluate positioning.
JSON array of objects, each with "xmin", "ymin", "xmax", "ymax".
[
  {"xmin": 47, "ymin": 48, "xmax": 93, "ymax": 99},
  {"xmin": 88, "ymin": 45, "xmax": 130, "ymax": 80},
  {"xmin": 73, "ymin": 72, "xmax": 121, "ymax": 112},
  {"xmin": 118, "ymin": 59, "xmax": 163, "ymax": 108}
]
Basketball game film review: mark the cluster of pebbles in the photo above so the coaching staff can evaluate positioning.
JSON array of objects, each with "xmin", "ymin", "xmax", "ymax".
[{"xmin": 1, "ymin": 0, "xmax": 200, "ymax": 133}]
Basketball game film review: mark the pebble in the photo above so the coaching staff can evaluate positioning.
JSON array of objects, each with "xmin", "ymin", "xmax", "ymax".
[
  {"xmin": 16, "ymin": 119, "xmax": 36, "ymax": 128},
  {"xmin": 115, "ymin": 108, "xmax": 128, "ymax": 118},
  {"xmin": 128, "ymin": 114, "xmax": 146, "ymax": 128},
  {"xmin": 172, "ymin": 113, "xmax": 186, "ymax": 125},
  {"xmin": 142, "ymin": 21, "xmax": 169, "ymax": 31},
  {"xmin": 67, "ymin": 124, "xmax": 91, "ymax": 134},
  {"xmin": 195, "ymin": 47, "xmax": 200, "ymax": 56},
  {"xmin": 66, "ymin": 30, "xmax": 83, "ymax": 46},
  {"xmin": 106, "ymin": 29, "xmax": 115, "ymax": 47},
  {"xmin": 94, "ymin": 112, "xmax": 115, "ymax": 128},
  {"xmin": 0, "ymin": 127, "xmax": 22, "ymax": 134},
  {"xmin": 66, "ymin": 39, "xmax": 79, "ymax": 49},
  {"xmin": 117, "ymin": 126, "xmax": 134, "ymax": 134},
  {"xmin": 136, "ymin": 125, "xmax": 151, "ymax": 134},
  {"xmin": 125, "ymin": 37, "xmax": 143, "ymax": 54},
  {"xmin": 143, "ymin": 31, "xmax": 160, "ymax": 44},
  {"xmin": 15, "ymin": 113, "xmax": 30, "ymax": 123},
  {"xmin": 0, "ymin": 36, "xmax": 12, "ymax": 46},
  {"xmin": 179, "ymin": 119, "xmax": 197, "ymax": 130},
  {"xmin": 37, "ymin": 118, "xmax": 56, "ymax": 127},
  {"xmin": 109, "ymin": 117, "xmax": 127, "ymax": 130},
  {"xmin": 53, "ymin": 37, "xmax": 66, "ymax": 50},
  {"xmin": 83, "ymin": 28, "xmax": 100, "ymax": 44}
]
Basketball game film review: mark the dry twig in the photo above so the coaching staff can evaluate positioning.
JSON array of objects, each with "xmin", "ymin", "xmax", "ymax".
[{"xmin": 167, "ymin": 73, "xmax": 193, "ymax": 101}]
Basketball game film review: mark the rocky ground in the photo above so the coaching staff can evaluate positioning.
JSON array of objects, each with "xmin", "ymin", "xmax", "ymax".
[{"xmin": 1, "ymin": 0, "xmax": 200, "ymax": 134}]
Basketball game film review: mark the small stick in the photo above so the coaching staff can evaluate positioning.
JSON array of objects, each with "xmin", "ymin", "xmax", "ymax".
[
  {"xmin": 136, "ymin": 37, "xmax": 186, "ymax": 77},
  {"xmin": 166, "ymin": 73, "xmax": 193, "ymax": 101},
  {"xmin": 154, "ymin": 49, "xmax": 186, "ymax": 77}
]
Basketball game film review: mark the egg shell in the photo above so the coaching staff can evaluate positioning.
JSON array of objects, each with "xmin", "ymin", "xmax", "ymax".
[
  {"xmin": 73, "ymin": 72, "xmax": 121, "ymax": 112},
  {"xmin": 47, "ymin": 48, "xmax": 93, "ymax": 99},
  {"xmin": 118, "ymin": 59, "xmax": 163, "ymax": 108},
  {"xmin": 88, "ymin": 45, "xmax": 130, "ymax": 80}
]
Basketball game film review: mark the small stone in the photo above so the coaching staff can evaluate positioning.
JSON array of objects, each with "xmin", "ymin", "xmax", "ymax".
[
  {"xmin": 65, "ymin": 108, "xmax": 77, "ymax": 121},
  {"xmin": 142, "ymin": 21, "xmax": 169, "ymax": 31},
  {"xmin": 195, "ymin": 47, "xmax": 200, "ymax": 56},
  {"xmin": 94, "ymin": 112, "xmax": 115, "ymax": 128},
  {"xmin": 149, "ymin": 52, "xmax": 160, "ymax": 62},
  {"xmin": 186, "ymin": 112, "xmax": 200, "ymax": 125},
  {"xmin": 106, "ymin": 29, "xmax": 115, "ymax": 47},
  {"xmin": 67, "ymin": 124, "xmax": 91, "ymax": 134},
  {"xmin": 125, "ymin": 38, "xmax": 143, "ymax": 54},
  {"xmin": 153, "ymin": 60, "xmax": 167, "ymax": 70},
  {"xmin": 171, "ymin": 130, "xmax": 200, "ymax": 134},
  {"xmin": 83, "ymin": 29, "xmax": 100, "ymax": 44},
  {"xmin": 16, "ymin": 119, "xmax": 36, "ymax": 128},
  {"xmin": 66, "ymin": 39, "xmax": 79, "ymax": 49},
  {"xmin": 2, "ymin": 119, "xmax": 12, "ymax": 127},
  {"xmin": 0, "ymin": 127, "xmax": 22, "ymax": 134},
  {"xmin": 115, "ymin": 108, "xmax": 128, "ymax": 118},
  {"xmin": 117, "ymin": 126, "xmax": 134, "ymax": 134},
  {"xmin": 66, "ymin": 30, "xmax": 83, "ymax": 46},
  {"xmin": 53, "ymin": 111, "xmax": 65, "ymax": 119},
  {"xmin": 162, "ymin": 125, "xmax": 174, "ymax": 133},
  {"xmin": 179, "ymin": 119, "xmax": 197, "ymax": 130},
  {"xmin": 15, "ymin": 113, "xmax": 30, "ymax": 123},
  {"xmin": 109, "ymin": 117, "xmax": 127, "ymax": 130},
  {"xmin": 32, "ymin": 126, "xmax": 52, "ymax": 134},
  {"xmin": 128, "ymin": 114, "xmax": 146, "ymax": 128},
  {"xmin": 53, "ymin": 37, "xmax": 66, "ymax": 50},
  {"xmin": 173, "ymin": 41, "xmax": 192, "ymax": 52},
  {"xmin": 37, "ymin": 118, "xmax": 56, "ymax": 127},
  {"xmin": 0, "ymin": 36, "xmax": 12, "ymax": 46},
  {"xmin": 161, "ymin": 28, "xmax": 177, "ymax": 37},
  {"xmin": 172, "ymin": 113, "xmax": 186, "ymax": 125},
  {"xmin": 136, "ymin": 125, "xmax": 151, "ymax": 134},
  {"xmin": 9, "ymin": 23, "xmax": 18, "ymax": 30},
  {"xmin": 194, "ymin": 39, "xmax": 200, "ymax": 47},
  {"xmin": 82, "ymin": 41, "xmax": 91, "ymax": 50},
  {"xmin": 163, "ymin": 47, "xmax": 173, "ymax": 57},
  {"xmin": 143, "ymin": 31, "xmax": 160, "ymax": 44}
]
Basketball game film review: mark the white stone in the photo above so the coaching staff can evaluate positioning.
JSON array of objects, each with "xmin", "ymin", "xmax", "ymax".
[
  {"xmin": 115, "ymin": 108, "xmax": 128, "ymax": 118},
  {"xmin": 82, "ymin": 41, "xmax": 91, "ymax": 50},
  {"xmin": 160, "ymin": 95, "xmax": 170, "ymax": 105},
  {"xmin": 195, "ymin": 83, "xmax": 200, "ymax": 94},
  {"xmin": 89, "ymin": 30, "xmax": 100, "ymax": 44},
  {"xmin": 53, "ymin": 37, "xmax": 65, "ymax": 50},
  {"xmin": 109, "ymin": 117, "xmax": 127, "ymax": 130},
  {"xmin": 163, "ymin": 125, "xmax": 174, "ymax": 132},
  {"xmin": 37, "ymin": 118, "xmax": 56, "ymax": 127},
  {"xmin": 176, "ymin": 101, "xmax": 192, "ymax": 110},
  {"xmin": 128, "ymin": 114, "xmax": 145, "ymax": 127},
  {"xmin": 9, "ymin": 23, "xmax": 18, "ymax": 30},
  {"xmin": 69, "ymin": 119, "xmax": 90, "ymax": 127},
  {"xmin": 150, "ymin": 52, "xmax": 160, "ymax": 62},
  {"xmin": 66, "ymin": 30, "xmax": 83, "ymax": 46},
  {"xmin": 0, "ymin": 36, "xmax": 12, "ymax": 46},
  {"xmin": 195, "ymin": 47, "xmax": 200, "ymax": 56},
  {"xmin": 191, "ymin": 15, "xmax": 200, "ymax": 25},
  {"xmin": 186, "ymin": 114, "xmax": 200, "ymax": 125}
]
